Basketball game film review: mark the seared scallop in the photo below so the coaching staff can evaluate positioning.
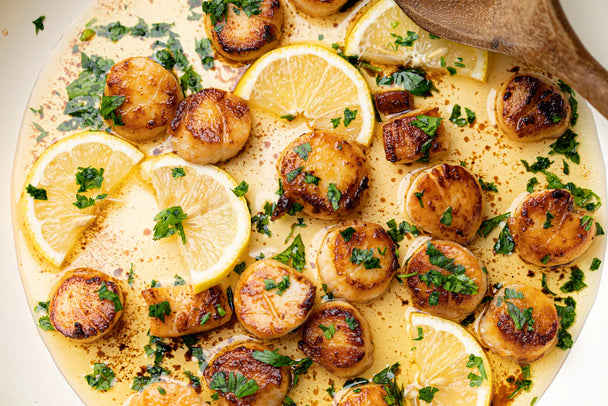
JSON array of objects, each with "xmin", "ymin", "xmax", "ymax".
[
  {"xmin": 234, "ymin": 259, "xmax": 316, "ymax": 339},
  {"xmin": 374, "ymin": 90, "xmax": 413, "ymax": 117},
  {"xmin": 335, "ymin": 383, "xmax": 391, "ymax": 406},
  {"xmin": 403, "ymin": 239, "xmax": 488, "ymax": 321},
  {"xmin": 48, "ymin": 268, "xmax": 123, "ymax": 342},
  {"xmin": 382, "ymin": 107, "xmax": 448, "ymax": 164},
  {"xmin": 204, "ymin": 341, "xmax": 291, "ymax": 406},
  {"xmin": 104, "ymin": 56, "xmax": 183, "ymax": 141},
  {"xmin": 274, "ymin": 131, "xmax": 370, "ymax": 220},
  {"xmin": 204, "ymin": 0, "xmax": 283, "ymax": 62},
  {"xmin": 169, "ymin": 88, "xmax": 251, "ymax": 165},
  {"xmin": 141, "ymin": 284, "xmax": 232, "ymax": 338},
  {"xmin": 317, "ymin": 220, "xmax": 398, "ymax": 303},
  {"xmin": 299, "ymin": 300, "xmax": 373, "ymax": 378},
  {"xmin": 508, "ymin": 189, "xmax": 596, "ymax": 266},
  {"xmin": 291, "ymin": 0, "xmax": 349, "ymax": 17},
  {"xmin": 496, "ymin": 73, "xmax": 571, "ymax": 141},
  {"xmin": 405, "ymin": 163, "xmax": 484, "ymax": 244},
  {"xmin": 477, "ymin": 284, "xmax": 559, "ymax": 364},
  {"xmin": 128, "ymin": 381, "xmax": 203, "ymax": 406}
]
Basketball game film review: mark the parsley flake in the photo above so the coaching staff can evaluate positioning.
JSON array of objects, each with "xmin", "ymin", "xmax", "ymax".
[
  {"xmin": 26, "ymin": 184, "xmax": 48, "ymax": 200},
  {"xmin": 148, "ymin": 300, "xmax": 171, "ymax": 322},
  {"xmin": 319, "ymin": 323, "xmax": 336, "ymax": 339},
  {"xmin": 96, "ymin": 282, "xmax": 123, "ymax": 312},
  {"xmin": 209, "ymin": 371, "xmax": 259, "ymax": 399},
  {"xmin": 172, "ymin": 167, "xmax": 185, "ymax": 178},
  {"xmin": 440, "ymin": 206, "xmax": 453, "ymax": 226},
  {"xmin": 153, "ymin": 206, "xmax": 187, "ymax": 244},
  {"xmin": 85, "ymin": 363, "xmax": 115, "ymax": 391}
]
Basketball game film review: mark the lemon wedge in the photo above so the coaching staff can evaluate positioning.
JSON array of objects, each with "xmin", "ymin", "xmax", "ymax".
[
  {"xmin": 22, "ymin": 131, "xmax": 144, "ymax": 267},
  {"xmin": 408, "ymin": 311, "xmax": 493, "ymax": 406},
  {"xmin": 140, "ymin": 154, "xmax": 250, "ymax": 293},
  {"xmin": 234, "ymin": 44, "xmax": 375, "ymax": 146},
  {"xmin": 345, "ymin": 0, "xmax": 488, "ymax": 81}
]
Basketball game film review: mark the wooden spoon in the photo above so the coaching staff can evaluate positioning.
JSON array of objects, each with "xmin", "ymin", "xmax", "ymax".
[{"xmin": 394, "ymin": 0, "xmax": 608, "ymax": 119}]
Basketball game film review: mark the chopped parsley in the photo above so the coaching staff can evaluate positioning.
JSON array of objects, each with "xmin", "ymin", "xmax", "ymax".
[
  {"xmin": 209, "ymin": 371, "xmax": 259, "ymax": 399},
  {"xmin": 203, "ymin": 0, "xmax": 263, "ymax": 26},
  {"xmin": 99, "ymin": 95, "xmax": 125, "ymax": 126},
  {"xmin": 75, "ymin": 166, "xmax": 104, "ymax": 192},
  {"xmin": 505, "ymin": 301, "xmax": 535, "ymax": 331},
  {"xmin": 526, "ymin": 177, "xmax": 538, "ymax": 193},
  {"xmin": 273, "ymin": 234, "xmax": 306, "ymax": 272},
  {"xmin": 26, "ymin": 184, "xmax": 47, "ymax": 200},
  {"xmin": 449, "ymin": 104, "xmax": 468, "ymax": 126},
  {"xmin": 376, "ymin": 67, "xmax": 435, "ymax": 97},
  {"xmin": 216, "ymin": 304, "xmax": 226, "ymax": 317},
  {"xmin": 478, "ymin": 178, "xmax": 498, "ymax": 192},
  {"xmin": 252, "ymin": 349, "xmax": 312, "ymax": 385},
  {"xmin": 286, "ymin": 167, "xmax": 303, "ymax": 182},
  {"xmin": 173, "ymin": 274, "xmax": 186, "ymax": 286},
  {"xmin": 132, "ymin": 365, "xmax": 170, "ymax": 391},
  {"xmin": 560, "ymin": 267, "xmax": 587, "ymax": 293},
  {"xmin": 549, "ymin": 129, "xmax": 580, "ymax": 164},
  {"xmin": 340, "ymin": 227, "xmax": 356, "ymax": 242},
  {"xmin": 85, "ymin": 363, "xmax": 115, "ymax": 391},
  {"xmin": 542, "ymin": 171, "xmax": 601, "ymax": 212},
  {"xmin": 493, "ymin": 224, "xmax": 515, "ymax": 255},
  {"xmin": 232, "ymin": 180, "xmax": 249, "ymax": 197},
  {"xmin": 127, "ymin": 263, "xmax": 135, "ymax": 287},
  {"xmin": 466, "ymin": 354, "xmax": 488, "ymax": 387},
  {"xmin": 153, "ymin": 206, "xmax": 187, "ymax": 244},
  {"xmin": 144, "ymin": 333, "xmax": 169, "ymax": 366},
  {"xmin": 590, "ymin": 258, "xmax": 601, "ymax": 271},
  {"xmin": 555, "ymin": 296, "xmax": 576, "ymax": 350},
  {"xmin": 418, "ymin": 386, "xmax": 439, "ymax": 403},
  {"xmin": 73, "ymin": 193, "xmax": 107, "ymax": 209},
  {"xmin": 148, "ymin": 300, "xmax": 171, "ymax": 322},
  {"xmin": 350, "ymin": 248, "xmax": 381, "ymax": 269},
  {"xmin": 263, "ymin": 275, "xmax": 290, "ymax": 296},
  {"xmin": 331, "ymin": 108, "xmax": 358, "ymax": 128},
  {"xmin": 580, "ymin": 215, "xmax": 594, "ymax": 231},
  {"xmin": 411, "ymin": 115, "xmax": 443, "ymax": 136},
  {"xmin": 200, "ymin": 313, "xmax": 211, "ymax": 326},
  {"xmin": 415, "ymin": 191, "xmax": 424, "ymax": 207},
  {"xmin": 543, "ymin": 212, "xmax": 554, "ymax": 228},
  {"xmin": 304, "ymin": 172, "xmax": 320, "ymax": 185},
  {"xmin": 33, "ymin": 16, "xmax": 45, "ymax": 34},
  {"xmin": 440, "ymin": 206, "xmax": 453, "ymax": 226},
  {"xmin": 34, "ymin": 301, "xmax": 54, "ymax": 331},
  {"xmin": 477, "ymin": 212, "xmax": 510, "ymax": 238},
  {"xmin": 521, "ymin": 157, "xmax": 553, "ymax": 173},
  {"xmin": 541, "ymin": 273, "xmax": 556, "ymax": 295},
  {"xmin": 345, "ymin": 316, "xmax": 358, "ymax": 331},
  {"xmin": 389, "ymin": 31, "xmax": 419, "ymax": 50},
  {"xmin": 294, "ymin": 142, "xmax": 312, "ymax": 160},
  {"xmin": 33, "ymin": 122, "xmax": 48, "ymax": 142},
  {"xmin": 251, "ymin": 201, "xmax": 274, "ymax": 236},
  {"xmin": 281, "ymin": 114, "xmax": 296, "ymax": 121},
  {"xmin": 194, "ymin": 37, "xmax": 215, "ymax": 70},
  {"xmin": 171, "ymin": 167, "xmax": 186, "ymax": 179},
  {"xmin": 507, "ymin": 364, "xmax": 532, "ymax": 399},
  {"xmin": 319, "ymin": 323, "xmax": 336, "ymax": 339},
  {"xmin": 413, "ymin": 326, "xmax": 424, "ymax": 341},
  {"xmin": 327, "ymin": 183, "xmax": 341, "ymax": 211},
  {"xmin": 558, "ymin": 80, "xmax": 578, "ymax": 125},
  {"xmin": 386, "ymin": 219, "xmax": 419, "ymax": 245},
  {"xmin": 96, "ymin": 282, "xmax": 123, "ymax": 312}
]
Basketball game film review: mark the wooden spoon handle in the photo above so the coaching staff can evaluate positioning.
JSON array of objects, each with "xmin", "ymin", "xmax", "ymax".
[{"xmin": 521, "ymin": 0, "xmax": 608, "ymax": 119}]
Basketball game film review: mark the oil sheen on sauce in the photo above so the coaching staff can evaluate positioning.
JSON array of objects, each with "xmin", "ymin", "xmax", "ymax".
[{"xmin": 10, "ymin": 0, "xmax": 607, "ymax": 405}]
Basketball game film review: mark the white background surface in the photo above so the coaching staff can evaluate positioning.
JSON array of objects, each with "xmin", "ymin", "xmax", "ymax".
[{"xmin": 0, "ymin": 0, "xmax": 606, "ymax": 404}]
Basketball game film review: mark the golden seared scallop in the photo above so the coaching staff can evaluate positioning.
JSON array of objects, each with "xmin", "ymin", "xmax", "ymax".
[
  {"xmin": 508, "ymin": 189, "xmax": 596, "ymax": 266},
  {"xmin": 274, "ymin": 131, "xmax": 370, "ymax": 220},
  {"xmin": 234, "ymin": 259, "xmax": 316, "ymax": 339},
  {"xmin": 317, "ymin": 220, "xmax": 398, "ymax": 303},
  {"xmin": 104, "ymin": 56, "xmax": 183, "ymax": 141},
  {"xmin": 141, "ymin": 284, "xmax": 232, "ymax": 338},
  {"xmin": 373, "ymin": 90, "xmax": 413, "ymax": 117},
  {"xmin": 299, "ymin": 300, "xmax": 373, "ymax": 378},
  {"xmin": 291, "ymin": 0, "xmax": 349, "ymax": 18},
  {"xmin": 169, "ymin": 88, "xmax": 251, "ymax": 165},
  {"xmin": 382, "ymin": 107, "xmax": 448, "ymax": 164},
  {"xmin": 477, "ymin": 284, "xmax": 559, "ymax": 364},
  {"xmin": 48, "ymin": 268, "xmax": 123, "ymax": 343},
  {"xmin": 335, "ymin": 383, "xmax": 391, "ymax": 406},
  {"xmin": 403, "ymin": 239, "xmax": 488, "ymax": 321},
  {"xmin": 204, "ymin": 0, "xmax": 283, "ymax": 62},
  {"xmin": 204, "ymin": 341, "xmax": 291, "ymax": 406},
  {"xmin": 404, "ymin": 163, "xmax": 484, "ymax": 244},
  {"xmin": 496, "ymin": 73, "xmax": 571, "ymax": 142},
  {"xmin": 128, "ymin": 381, "xmax": 203, "ymax": 406}
]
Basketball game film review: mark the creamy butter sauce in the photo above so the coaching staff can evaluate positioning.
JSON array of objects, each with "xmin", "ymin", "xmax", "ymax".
[{"xmin": 10, "ymin": 0, "xmax": 606, "ymax": 405}]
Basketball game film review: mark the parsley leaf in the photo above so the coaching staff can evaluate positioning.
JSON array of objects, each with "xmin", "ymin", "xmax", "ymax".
[
  {"xmin": 252, "ymin": 349, "xmax": 312, "ymax": 385},
  {"xmin": 494, "ymin": 224, "xmax": 515, "ymax": 255},
  {"xmin": 413, "ymin": 326, "xmax": 424, "ymax": 341},
  {"xmin": 389, "ymin": 31, "xmax": 419, "ymax": 50},
  {"xmin": 33, "ymin": 122, "xmax": 48, "ymax": 142},
  {"xmin": 251, "ymin": 201, "xmax": 274, "ymax": 236},
  {"xmin": 75, "ymin": 166, "xmax": 104, "ymax": 192},
  {"xmin": 418, "ymin": 386, "xmax": 439, "ymax": 403},
  {"xmin": 232, "ymin": 180, "xmax": 249, "ymax": 197},
  {"xmin": 376, "ymin": 68, "xmax": 435, "ymax": 97},
  {"xmin": 477, "ymin": 212, "xmax": 510, "ymax": 238},
  {"xmin": 343, "ymin": 108, "xmax": 357, "ymax": 127},
  {"xmin": 411, "ymin": 115, "xmax": 443, "ymax": 136},
  {"xmin": 33, "ymin": 16, "xmax": 45, "ymax": 34},
  {"xmin": 505, "ymin": 301, "xmax": 535, "ymax": 330},
  {"xmin": 526, "ymin": 177, "xmax": 538, "ymax": 193},
  {"xmin": 172, "ymin": 167, "xmax": 185, "ymax": 179},
  {"xmin": 26, "ymin": 184, "xmax": 48, "ymax": 200},
  {"xmin": 294, "ymin": 142, "xmax": 312, "ymax": 160},
  {"xmin": 99, "ymin": 95, "xmax": 125, "ymax": 126},
  {"xmin": 273, "ymin": 234, "xmax": 306, "ymax": 271},
  {"xmin": 350, "ymin": 248, "xmax": 381, "ymax": 269},
  {"xmin": 132, "ymin": 365, "xmax": 170, "ymax": 391},
  {"xmin": 263, "ymin": 275, "xmax": 290, "ymax": 295},
  {"xmin": 478, "ymin": 178, "xmax": 498, "ymax": 192},
  {"xmin": 96, "ymin": 282, "xmax": 123, "ymax": 312},
  {"xmin": 521, "ymin": 157, "xmax": 553, "ymax": 173},
  {"xmin": 85, "ymin": 363, "xmax": 115, "ymax": 391},
  {"xmin": 543, "ymin": 212, "xmax": 554, "ymax": 228},
  {"xmin": 542, "ymin": 171, "xmax": 601, "ymax": 212},
  {"xmin": 209, "ymin": 371, "xmax": 259, "ymax": 399},
  {"xmin": 590, "ymin": 258, "xmax": 601, "ymax": 271},
  {"xmin": 327, "ymin": 183, "xmax": 341, "ymax": 211},
  {"xmin": 345, "ymin": 316, "xmax": 358, "ymax": 330},
  {"xmin": 560, "ymin": 267, "xmax": 587, "ymax": 293},
  {"xmin": 340, "ymin": 227, "xmax": 356, "ymax": 242},
  {"xmin": 386, "ymin": 219, "xmax": 419, "ymax": 245},
  {"xmin": 466, "ymin": 354, "xmax": 488, "ymax": 387},
  {"xmin": 194, "ymin": 37, "xmax": 215, "ymax": 70},
  {"xmin": 549, "ymin": 129, "xmax": 579, "ymax": 164},
  {"xmin": 148, "ymin": 300, "xmax": 171, "ymax": 322},
  {"xmin": 558, "ymin": 80, "xmax": 578, "ymax": 125},
  {"xmin": 319, "ymin": 323, "xmax": 336, "ymax": 339},
  {"xmin": 449, "ymin": 104, "xmax": 467, "ymax": 126},
  {"xmin": 153, "ymin": 206, "xmax": 187, "ymax": 244},
  {"xmin": 440, "ymin": 206, "xmax": 453, "ymax": 226}
]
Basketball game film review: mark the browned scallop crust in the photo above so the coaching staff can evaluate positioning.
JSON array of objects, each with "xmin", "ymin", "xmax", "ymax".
[
  {"xmin": 336, "ymin": 383, "xmax": 390, "ymax": 406},
  {"xmin": 141, "ymin": 284, "xmax": 232, "ymax": 338},
  {"xmin": 204, "ymin": 0, "xmax": 283, "ymax": 62},
  {"xmin": 104, "ymin": 56, "xmax": 183, "ymax": 141},
  {"xmin": 169, "ymin": 88, "xmax": 251, "ymax": 165},
  {"xmin": 49, "ymin": 268, "xmax": 123, "ymax": 342},
  {"xmin": 508, "ymin": 189, "xmax": 596, "ymax": 266},
  {"xmin": 478, "ymin": 284, "xmax": 559, "ymax": 364},
  {"xmin": 382, "ymin": 107, "xmax": 447, "ymax": 164},
  {"xmin": 496, "ymin": 73, "xmax": 571, "ymax": 141},
  {"xmin": 234, "ymin": 259, "xmax": 316, "ymax": 339},
  {"xmin": 204, "ymin": 342, "xmax": 291, "ymax": 406},
  {"xmin": 405, "ymin": 163, "xmax": 484, "ymax": 243},
  {"xmin": 274, "ymin": 131, "xmax": 370, "ymax": 220},
  {"xmin": 374, "ymin": 90, "xmax": 413, "ymax": 116},
  {"xmin": 404, "ymin": 240, "xmax": 488, "ymax": 321},
  {"xmin": 299, "ymin": 300, "xmax": 373, "ymax": 378},
  {"xmin": 128, "ymin": 381, "xmax": 203, "ymax": 406},
  {"xmin": 291, "ymin": 0, "xmax": 349, "ymax": 17},
  {"xmin": 317, "ymin": 220, "xmax": 398, "ymax": 302}
]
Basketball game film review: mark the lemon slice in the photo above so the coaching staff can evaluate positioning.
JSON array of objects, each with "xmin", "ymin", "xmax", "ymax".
[
  {"xmin": 140, "ymin": 154, "xmax": 250, "ymax": 293},
  {"xmin": 22, "ymin": 131, "xmax": 144, "ymax": 267},
  {"xmin": 234, "ymin": 44, "xmax": 375, "ymax": 146},
  {"xmin": 408, "ymin": 312, "xmax": 493, "ymax": 406},
  {"xmin": 345, "ymin": 0, "xmax": 488, "ymax": 81}
]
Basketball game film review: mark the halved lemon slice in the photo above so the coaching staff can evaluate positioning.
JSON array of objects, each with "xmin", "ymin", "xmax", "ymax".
[
  {"xmin": 234, "ymin": 44, "xmax": 375, "ymax": 146},
  {"xmin": 22, "ymin": 131, "xmax": 144, "ymax": 267},
  {"xmin": 140, "ymin": 154, "xmax": 250, "ymax": 293},
  {"xmin": 345, "ymin": 0, "xmax": 488, "ymax": 81},
  {"xmin": 408, "ymin": 311, "xmax": 493, "ymax": 406}
]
